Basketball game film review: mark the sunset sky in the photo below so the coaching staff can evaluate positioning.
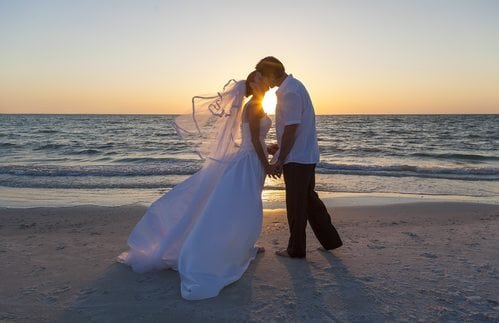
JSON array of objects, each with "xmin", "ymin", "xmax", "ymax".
[{"xmin": 1, "ymin": 0, "xmax": 498, "ymax": 114}]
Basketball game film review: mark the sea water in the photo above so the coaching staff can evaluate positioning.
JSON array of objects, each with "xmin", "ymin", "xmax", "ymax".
[{"xmin": 1, "ymin": 114, "xmax": 497, "ymax": 207}]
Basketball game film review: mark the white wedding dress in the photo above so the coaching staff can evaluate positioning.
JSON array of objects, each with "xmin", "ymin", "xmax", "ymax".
[{"xmin": 118, "ymin": 113, "xmax": 271, "ymax": 300}]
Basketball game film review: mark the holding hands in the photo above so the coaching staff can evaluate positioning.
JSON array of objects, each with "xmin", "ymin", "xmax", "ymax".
[
  {"xmin": 247, "ymin": 71, "xmax": 284, "ymax": 180},
  {"xmin": 265, "ymin": 143, "xmax": 282, "ymax": 179},
  {"xmin": 268, "ymin": 160, "xmax": 283, "ymax": 179}
]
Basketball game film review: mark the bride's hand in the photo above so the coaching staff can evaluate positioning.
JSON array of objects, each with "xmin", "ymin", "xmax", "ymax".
[
  {"xmin": 264, "ymin": 163, "xmax": 278, "ymax": 179},
  {"xmin": 271, "ymin": 161, "xmax": 283, "ymax": 178}
]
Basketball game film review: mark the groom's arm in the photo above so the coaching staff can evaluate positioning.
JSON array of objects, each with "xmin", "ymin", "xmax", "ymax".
[
  {"xmin": 274, "ymin": 91, "xmax": 301, "ymax": 173},
  {"xmin": 272, "ymin": 124, "xmax": 298, "ymax": 177},
  {"xmin": 277, "ymin": 124, "xmax": 298, "ymax": 165}
]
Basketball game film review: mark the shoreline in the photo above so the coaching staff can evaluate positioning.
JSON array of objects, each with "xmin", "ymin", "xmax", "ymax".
[
  {"xmin": 1, "ymin": 201, "xmax": 498, "ymax": 321},
  {"xmin": 1, "ymin": 186, "xmax": 497, "ymax": 209}
]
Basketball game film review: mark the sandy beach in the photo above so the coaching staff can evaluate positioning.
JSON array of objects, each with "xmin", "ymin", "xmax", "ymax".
[{"xmin": 0, "ymin": 202, "xmax": 498, "ymax": 322}]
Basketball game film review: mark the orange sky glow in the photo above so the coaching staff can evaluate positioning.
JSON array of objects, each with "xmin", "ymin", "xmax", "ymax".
[{"xmin": 1, "ymin": 1, "xmax": 498, "ymax": 115}]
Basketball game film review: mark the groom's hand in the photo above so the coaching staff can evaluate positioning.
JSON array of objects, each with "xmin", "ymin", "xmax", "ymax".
[
  {"xmin": 271, "ymin": 161, "xmax": 283, "ymax": 178},
  {"xmin": 265, "ymin": 163, "xmax": 280, "ymax": 179},
  {"xmin": 265, "ymin": 164, "xmax": 278, "ymax": 179}
]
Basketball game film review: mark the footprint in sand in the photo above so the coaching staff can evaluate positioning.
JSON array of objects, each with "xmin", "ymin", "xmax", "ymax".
[
  {"xmin": 367, "ymin": 244, "xmax": 386, "ymax": 250},
  {"xmin": 259, "ymin": 284, "xmax": 277, "ymax": 292},
  {"xmin": 30, "ymin": 265, "xmax": 46, "ymax": 275},
  {"xmin": 137, "ymin": 275, "xmax": 155, "ymax": 283},
  {"xmin": 420, "ymin": 252, "xmax": 438, "ymax": 259},
  {"xmin": 19, "ymin": 222, "xmax": 37, "ymax": 229},
  {"xmin": 20, "ymin": 287, "xmax": 37, "ymax": 295},
  {"xmin": 50, "ymin": 286, "xmax": 71, "ymax": 295},
  {"xmin": 402, "ymin": 231, "xmax": 424, "ymax": 242},
  {"xmin": 0, "ymin": 312, "xmax": 17, "ymax": 320},
  {"xmin": 78, "ymin": 287, "xmax": 98, "ymax": 299},
  {"xmin": 367, "ymin": 240, "xmax": 385, "ymax": 249},
  {"xmin": 39, "ymin": 292, "xmax": 57, "ymax": 304}
]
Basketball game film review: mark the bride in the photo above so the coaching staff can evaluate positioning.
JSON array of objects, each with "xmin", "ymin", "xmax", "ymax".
[{"xmin": 118, "ymin": 71, "xmax": 276, "ymax": 300}]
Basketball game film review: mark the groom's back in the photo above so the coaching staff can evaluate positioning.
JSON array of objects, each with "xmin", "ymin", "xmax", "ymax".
[{"xmin": 276, "ymin": 75, "xmax": 320, "ymax": 165}]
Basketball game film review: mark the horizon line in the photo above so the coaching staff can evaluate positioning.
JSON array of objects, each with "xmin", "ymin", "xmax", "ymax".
[{"xmin": 1, "ymin": 113, "xmax": 498, "ymax": 116}]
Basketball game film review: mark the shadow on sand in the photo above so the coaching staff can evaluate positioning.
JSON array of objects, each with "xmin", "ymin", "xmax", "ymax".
[
  {"xmin": 55, "ymin": 256, "xmax": 264, "ymax": 322},
  {"xmin": 276, "ymin": 250, "xmax": 386, "ymax": 322}
]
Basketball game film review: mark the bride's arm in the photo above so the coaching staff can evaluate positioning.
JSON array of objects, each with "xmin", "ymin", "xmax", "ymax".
[{"xmin": 248, "ymin": 103, "xmax": 271, "ymax": 174}]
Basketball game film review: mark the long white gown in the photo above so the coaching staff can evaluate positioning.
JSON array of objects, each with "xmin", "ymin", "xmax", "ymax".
[{"xmin": 118, "ymin": 115, "xmax": 271, "ymax": 300}]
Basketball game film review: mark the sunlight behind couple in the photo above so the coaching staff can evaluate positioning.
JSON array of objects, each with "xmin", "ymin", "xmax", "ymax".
[{"xmin": 262, "ymin": 87, "xmax": 278, "ymax": 115}]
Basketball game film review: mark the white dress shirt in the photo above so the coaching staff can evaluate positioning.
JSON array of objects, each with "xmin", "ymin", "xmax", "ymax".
[{"xmin": 275, "ymin": 74, "xmax": 320, "ymax": 165}]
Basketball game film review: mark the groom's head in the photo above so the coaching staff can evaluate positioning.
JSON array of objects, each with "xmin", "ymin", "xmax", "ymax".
[{"xmin": 255, "ymin": 56, "xmax": 286, "ymax": 88}]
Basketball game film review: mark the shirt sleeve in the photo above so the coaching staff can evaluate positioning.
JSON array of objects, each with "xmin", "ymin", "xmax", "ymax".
[{"xmin": 280, "ymin": 91, "xmax": 302, "ymax": 126}]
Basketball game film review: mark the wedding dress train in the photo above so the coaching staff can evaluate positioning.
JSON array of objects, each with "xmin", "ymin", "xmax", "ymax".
[{"xmin": 118, "ymin": 115, "xmax": 271, "ymax": 300}]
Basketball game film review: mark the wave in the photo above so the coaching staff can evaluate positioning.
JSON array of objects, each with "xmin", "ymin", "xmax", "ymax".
[
  {"xmin": 410, "ymin": 152, "xmax": 499, "ymax": 162},
  {"xmin": 0, "ymin": 180, "xmax": 175, "ymax": 189},
  {"xmin": 0, "ymin": 163, "xmax": 201, "ymax": 177},
  {"xmin": 36, "ymin": 129, "xmax": 60, "ymax": 134},
  {"xmin": 96, "ymin": 143, "xmax": 115, "ymax": 149},
  {"xmin": 32, "ymin": 146, "xmax": 103, "ymax": 154},
  {"xmin": 70, "ymin": 149, "xmax": 101, "ymax": 155},
  {"xmin": 33, "ymin": 144, "xmax": 67, "ymax": 151},
  {"xmin": 0, "ymin": 142, "xmax": 18, "ymax": 147},
  {"xmin": 113, "ymin": 157, "xmax": 195, "ymax": 164},
  {"xmin": 1, "ymin": 159, "xmax": 497, "ymax": 184},
  {"xmin": 316, "ymin": 162, "xmax": 499, "ymax": 181}
]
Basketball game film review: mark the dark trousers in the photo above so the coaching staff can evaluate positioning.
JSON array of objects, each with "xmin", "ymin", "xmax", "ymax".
[{"xmin": 283, "ymin": 163, "xmax": 342, "ymax": 258}]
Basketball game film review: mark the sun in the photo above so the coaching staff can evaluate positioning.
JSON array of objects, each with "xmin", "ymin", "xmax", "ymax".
[{"xmin": 262, "ymin": 87, "xmax": 277, "ymax": 114}]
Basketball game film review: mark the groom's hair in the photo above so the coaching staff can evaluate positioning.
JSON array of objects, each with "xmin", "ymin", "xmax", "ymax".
[{"xmin": 256, "ymin": 56, "xmax": 285, "ymax": 79}]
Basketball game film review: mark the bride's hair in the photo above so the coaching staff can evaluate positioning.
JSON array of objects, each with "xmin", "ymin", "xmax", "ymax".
[
  {"xmin": 256, "ymin": 56, "xmax": 285, "ymax": 78},
  {"xmin": 245, "ymin": 70, "xmax": 259, "ymax": 97}
]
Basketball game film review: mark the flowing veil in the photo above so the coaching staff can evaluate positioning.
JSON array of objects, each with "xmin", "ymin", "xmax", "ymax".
[
  {"xmin": 173, "ymin": 79, "xmax": 246, "ymax": 165},
  {"xmin": 120, "ymin": 79, "xmax": 267, "ymax": 299}
]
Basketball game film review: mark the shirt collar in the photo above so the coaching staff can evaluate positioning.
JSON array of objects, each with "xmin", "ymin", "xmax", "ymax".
[{"xmin": 276, "ymin": 74, "xmax": 293, "ymax": 95}]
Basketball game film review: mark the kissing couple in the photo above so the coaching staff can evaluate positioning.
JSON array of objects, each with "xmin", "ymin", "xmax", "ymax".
[{"xmin": 118, "ymin": 56, "xmax": 343, "ymax": 300}]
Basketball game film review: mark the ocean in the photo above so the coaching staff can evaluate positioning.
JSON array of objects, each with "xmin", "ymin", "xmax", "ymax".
[{"xmin": 0, "ymin": 114, "xmax": 498, "ymax": 207}]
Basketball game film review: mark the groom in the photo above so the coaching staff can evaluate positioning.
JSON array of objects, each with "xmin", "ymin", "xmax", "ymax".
[{"xmin": 256, "ymin": 56, "xmax": 343, "ymax": 258}]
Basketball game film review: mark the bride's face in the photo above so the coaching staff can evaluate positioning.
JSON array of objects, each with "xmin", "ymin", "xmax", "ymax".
[{"xmin": 255, "ymin": 72, "xmax": 271, "ymax": 92}]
